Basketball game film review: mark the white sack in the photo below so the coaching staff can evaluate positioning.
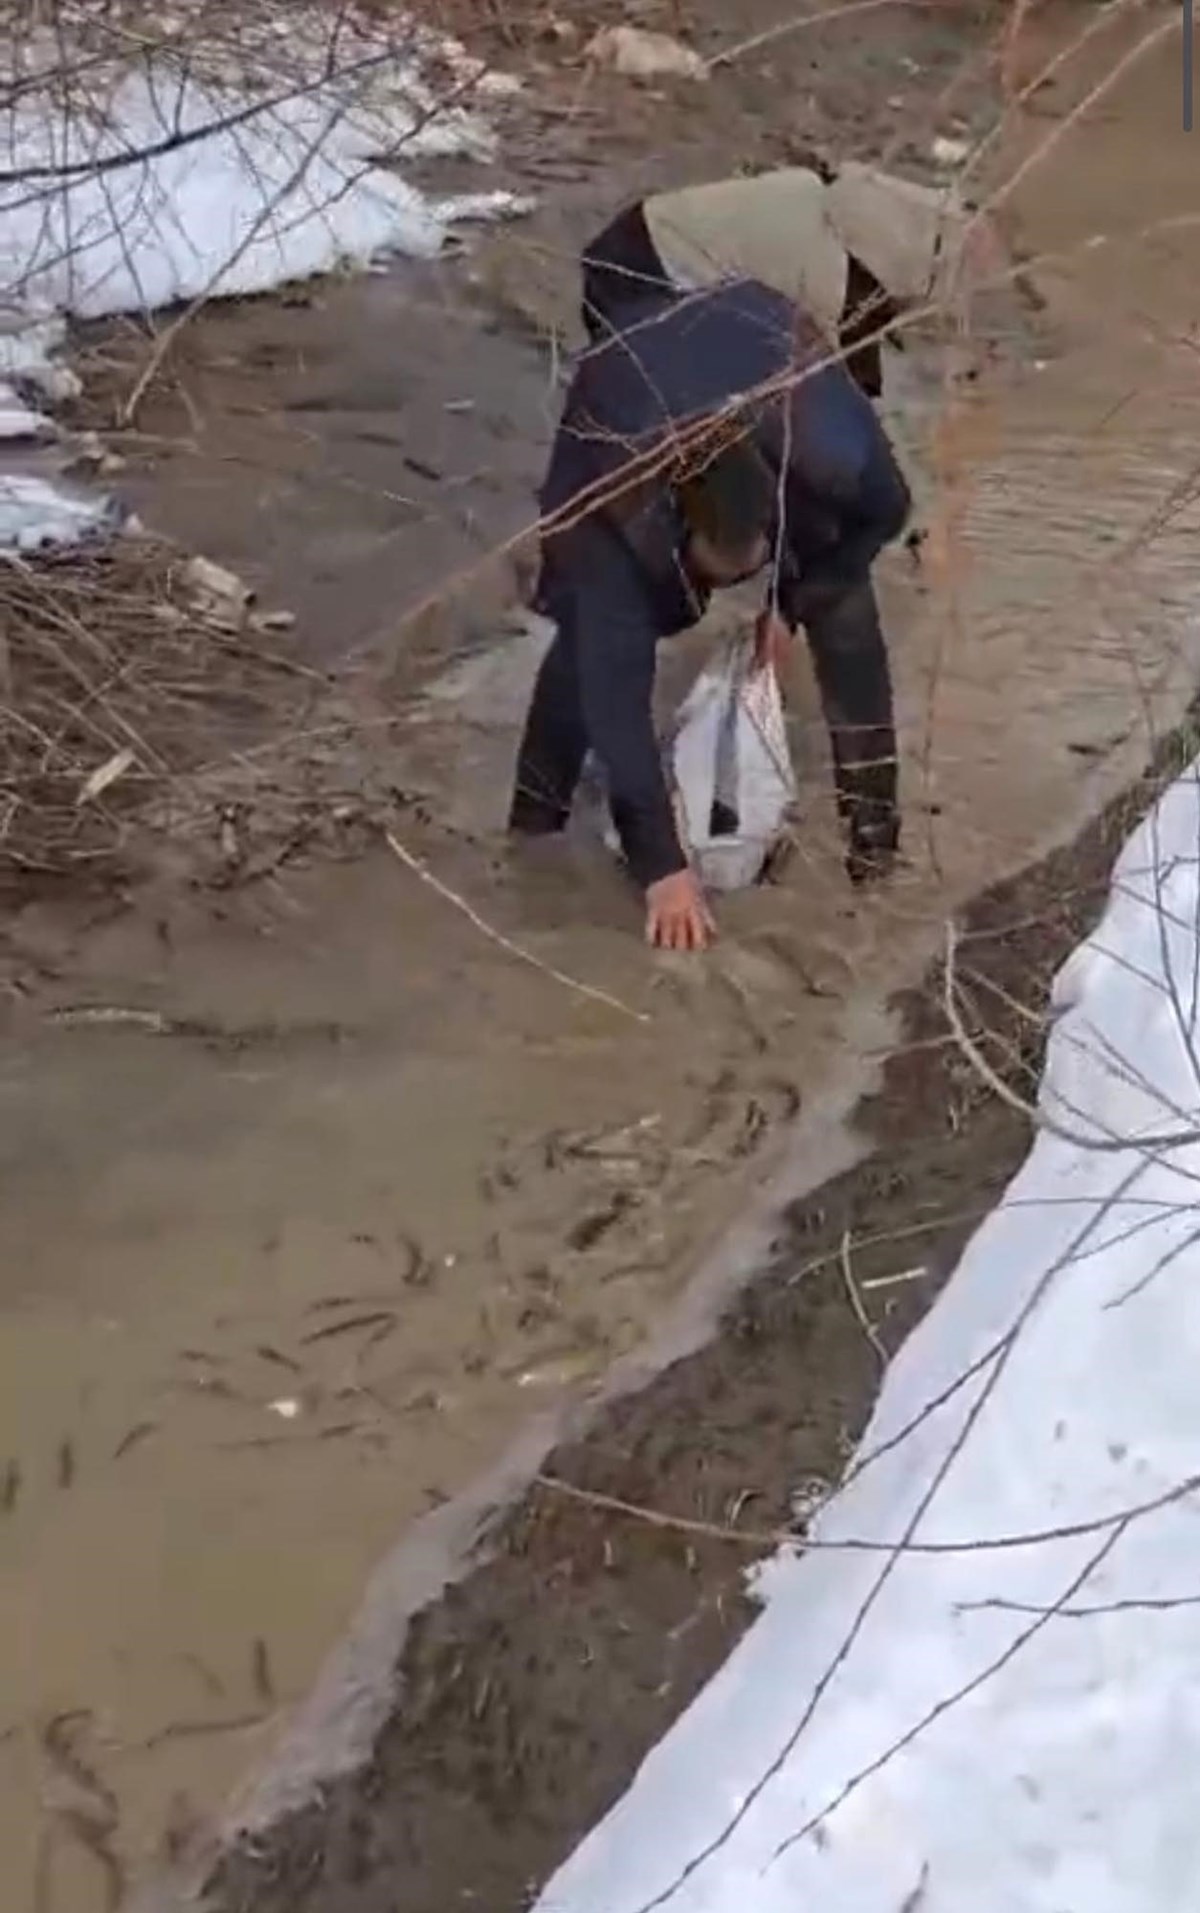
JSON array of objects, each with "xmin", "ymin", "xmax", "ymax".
[{"xmin": 669, "ymin": 637, "xmax": 796, "ymax": 891}]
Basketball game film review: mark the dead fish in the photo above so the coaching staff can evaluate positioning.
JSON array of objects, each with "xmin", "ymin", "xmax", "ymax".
[
  {"xmin": 112, "ymin": 1422, "xmax": 156, "ymax": 1462},
  {"xmin": 57, "ymin": 1441, "xmax": 75, "ymax": 1490},
  {"xmin": 300, "ymin": 1309, "xmax": 396, "ymax": 1347},
  {"xmin": 562, "ymin": 1114, "xmax": 662, "ymax": 1162},
  {"xmin": 142, "ymin": 1711, "xmax": 265, "ymax": 1751},
  {"xmin": 250, "ymin": 1638, "xmax": 274, "ymax": 1704},
  {"xmin": 399, "ymin": 1233, "xmax": 433, "ymax": 1288},
  {"xmin": 567, "ymin": 1192, "xmax": 633, "ymax": 1253},
  {"xmin": 47, "ymin": 1005, "xmax": 168, "ymax": 1034},
  {"xmin": 354, "ymin": 1318, "xmax": 398, "ymax": 1367},
  {"xmin": 513, "ymin": 1352, "xmax": 597, "ymax": 1390},
  {"xmin": 303, "ymin": 1289, "xmax": 395, "ymax": 1314},
  {"xmin": 254, "ymin": 1344, "xmax": 303, "ymax": 1374}
]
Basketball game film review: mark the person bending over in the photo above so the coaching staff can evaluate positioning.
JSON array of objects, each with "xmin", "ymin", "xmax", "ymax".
[{"xmin": 508, "ymin": 277, "xmax": 910, "ymax": 951}]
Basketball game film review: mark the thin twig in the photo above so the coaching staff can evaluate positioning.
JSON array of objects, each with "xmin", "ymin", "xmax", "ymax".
[
  {"xmin": 384, "ymin": 829, "xmax": 648, "ymax": 1024},
  {"xmin": 533, "ymin": 1467, "xmax": 1200, "ymax": 1562},
  {"xmin": 838, "ymin": 1229, "xmax": 889, "ymax": 1372},
  {"xmin": 860, "ymin": 1266, "xmax": 928, "ymax": 1292},
  {"xmin": 141, "ymin": 1710, "xmax": 267, "ymax": 1750},
  {"xmin": 958, "ymin": 1590, "xmax": 1200, "ymax": 1620}
]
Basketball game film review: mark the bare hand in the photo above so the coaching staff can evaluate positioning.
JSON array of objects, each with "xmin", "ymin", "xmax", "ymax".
[
  {"xmin": 753, "ymin": 607, "xmax": 791, "ymax": 676},
  {"xmin": 645, "ymin": 869, "xmax": 716, "ymax": 951}
]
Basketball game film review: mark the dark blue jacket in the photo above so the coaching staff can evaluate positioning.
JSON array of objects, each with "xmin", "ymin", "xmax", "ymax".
[{"xmin": 534, "ymin": 280, "xmax": 910, "ymax": 885}]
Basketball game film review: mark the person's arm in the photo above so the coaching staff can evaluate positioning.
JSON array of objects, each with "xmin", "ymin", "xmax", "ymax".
[
  {"xmin": 774, "ymin": 372, "xmax": 911, "ymax": 614},
  {"xmin": 542, "ymin": 519, "xmax": 715, "ymax": 947},
  {"xmin": 539, "ymin": 519, "xmax": 683, "ymax": 891}
]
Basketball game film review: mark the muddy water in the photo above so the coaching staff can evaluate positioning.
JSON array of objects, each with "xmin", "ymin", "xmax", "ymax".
[{"xmin": 3, "ymin": 13, "xmax": 1199, "ymax": 1910}]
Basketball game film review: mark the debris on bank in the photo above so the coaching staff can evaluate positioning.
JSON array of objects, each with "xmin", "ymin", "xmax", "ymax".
[{"xmin": 0, "ymin": 529, "xmax": 384, "ymax": 895}]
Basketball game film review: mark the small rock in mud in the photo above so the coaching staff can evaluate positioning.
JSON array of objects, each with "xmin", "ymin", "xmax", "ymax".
[{"xmin": 585, "ymin": 25, "xmax": 707, "ymax": 81}]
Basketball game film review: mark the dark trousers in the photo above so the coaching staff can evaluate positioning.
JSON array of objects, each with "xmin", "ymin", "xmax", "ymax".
[
  {"xmin": 838, "ymin": 255, "xmax": 894, "ymax": 401},
  {"xmin": 508, "ymin": 574, "xmax": 896, "ymax": 840},
  {"xmin": 797, "ymin": 576, "xmax": 897, "ymax": 830},
  {"xmin": 580, "ymin": 202, "xmax": 675, "ymax": 343},
  {"xmin": 509, "ymin": 616, "xmax": 593, "ymax": 834}
]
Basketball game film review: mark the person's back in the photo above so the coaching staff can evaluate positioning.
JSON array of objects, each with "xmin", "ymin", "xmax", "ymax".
[
  {"xmin": 579, "ymin": 163, "xmax": 995, "ymax": 398},
  {"xmin": 541, "ymin": 278, "xmax": 887, "ymax": 555},
  {"xmin": 643, "ymin": 168, "xmax": 848, "ymax": 333}
]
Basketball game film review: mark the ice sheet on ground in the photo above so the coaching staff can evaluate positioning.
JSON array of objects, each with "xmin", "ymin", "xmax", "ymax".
[
  {"xmin": 534, "ymin": 759, "xmax": 1200, "ymax": 1911},
  {"xmin": 0, "ymin": 315, "xmax": 77, "ymax": 442}
]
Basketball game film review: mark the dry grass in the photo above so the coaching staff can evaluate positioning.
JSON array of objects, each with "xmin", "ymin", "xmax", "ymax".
[{"xmin": 0, "ymin": 533, "xmax": 351, "ymax": 895}]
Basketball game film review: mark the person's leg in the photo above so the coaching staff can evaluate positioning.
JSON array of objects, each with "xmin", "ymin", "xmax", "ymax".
[
  {"xmin": 838, "ymin": 254, "xmax": 899, "ymax": 400},
  {"xmin": 508, "ymin": 627, "xmax": 590, "ymax": 836},
  {"xmin": 800, "ymin": 575, "xmax": 899, "ymax": 878},
  {"xmin": 581, "ymin": 202, "xmax": 674, "ymax": 342}
]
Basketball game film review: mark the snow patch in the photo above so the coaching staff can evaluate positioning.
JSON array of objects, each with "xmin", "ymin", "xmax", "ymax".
[
  {"xmin": 0, "ymin": 7, "xmax": 528, "ymax": 550},
  {"xmin": 0, "ymin": 313, "xmax": 80, "ymax": 403},
  {"xmin": 1, "ymin": 67, "xmax": 523, "ymax": 323},
  {"xmin": 0, "ymin": 313, "xmax": 77, "ymax": 440},
  {"xmin": 0, "ymin": 473, "xmax": 125, "ymax": 554},
  {"xmin": 0, "ymin": 396, "xmax": 54, "ymax": 440},
  {"xmin": 534, "ymin": 760, "xmax": 1200, "ymax": 1911}
]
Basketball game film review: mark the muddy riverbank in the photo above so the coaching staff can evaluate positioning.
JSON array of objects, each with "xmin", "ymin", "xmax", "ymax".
[
  {"xmin": 2, "ymin": 3, "xmax": 1198, "ymax": 1909},
  {"xmin": 200, "ymin": 694, "xmax": 1200, "ymax": 1913}
]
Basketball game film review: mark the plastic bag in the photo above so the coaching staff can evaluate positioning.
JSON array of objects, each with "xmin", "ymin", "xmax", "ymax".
[{"xmin": 669, "ymin": 638, "xmax": 797, "ymax": 891}]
